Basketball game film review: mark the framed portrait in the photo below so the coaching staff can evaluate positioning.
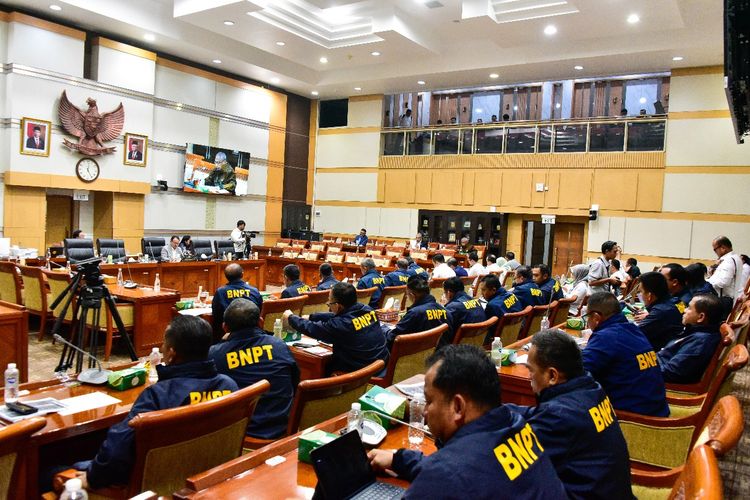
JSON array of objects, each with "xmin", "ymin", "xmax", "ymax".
[
  {"xmin": 20, "ymin": 117, "xmax": 51, "ymax": 157},
  {"xmin": 123, "ymin": 133, "xmax": 148, "ymax": 167}
]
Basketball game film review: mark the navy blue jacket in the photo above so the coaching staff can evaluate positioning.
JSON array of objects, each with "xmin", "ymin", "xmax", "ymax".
[
  {"xmin": 354, "ymin": 234, "xmax": 368, "ymax": 246},
  {"xmin": 384, "ymin": 269, "xmax": 410, "ymax": 287},
  {"xmin": 393, "ymin": 406, "xmax": 567, "ymax": 499},
  {"xmin": 583, "ymin": 313, "xmax": 669, "ymax": 417},
  {"xmin": 484, "ymin": 288, "xmax": 523, "ymax": 339},
  {"xmin": 406, "ymin": 262, "xmax": 428, "ymax": 278},
  {"xmin": 538, "ymin": 277, "xmax": 564, "ymax": 304},
  {"xmin": 316, "ymin": 275, "xmax": 338, "ymax": 291},
  {"xmin": 281, "ymin": 279, "xmax": 311, "ymax": 299},
  {"xmin": 85, "ymin": 361, "xmax": 237, "ymax": 489},
  {"xmin": 513, "ymin": 281, "xmax": 545, "ymax": 308},
  {"xmin": 388, "ymin": 294, "xmax": 449, "ymax": 348},
  {"xmin": 444, "ymin": 291, "xmax": 486, "ymax": 346},
  {"xmin": 211, "ymin": 279, "xmax": 263, "ymax": 333},
  {"xmin": 506, "ymin": 375, "xmax": 633, "ymax": 500},
  {"xmin": 358, "ymin": 269, "xmax": 386, "ymax": 308},
  {"xmin": 657, "ymin": 324, "xmax": 722, "ymax": 384},
  {"xmin": 637, "ymin": 298, "xmax": 683, "ymax": 351},
  {"xmin": 690, "ymin": 281, "xmax": 717, "ymax": 297},
  {"xmin": 289, "ymin": 302, "xmax": 388, "ymax": 374},
  {"xmin": 670, "ymin": 288, "xmax": 693, "ymax": 314},
  {"xmin": 209, "ymin": 326, "xmax": 298, "ymax": 439},
  {"xmin": 454, "ymin": 266, "xmax": 468, "ymax": 277}
]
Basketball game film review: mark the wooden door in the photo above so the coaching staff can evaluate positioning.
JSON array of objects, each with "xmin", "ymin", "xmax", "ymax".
[
  {"xmin": 552, "ymin": 222, "xmax": 585, "ymax": 277},
  {"xmin": 45, "ymin": 195, "xmax": 73, "ymax": 247}
]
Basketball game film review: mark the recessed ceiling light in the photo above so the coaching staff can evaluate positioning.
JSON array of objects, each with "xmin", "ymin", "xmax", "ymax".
[
  {"xmin": 639, "ymin": 97, "xmax": 647, "ymax": 104},
  {"xmin": 354, "ymin": 87, "xmax": 362, "ymax": 91},
  {"xmin": 271, "ymin": 77, "xmax": 280, "ymax": 84},
  {"xmin": 555, "ymin": 103, "xmax": 561, "ymax": 109},
  {"xmin": 513, "ymin": 105, "xmax": 518, "ymax": 111},
  {"xmin": 574, "ymin": 65, "xmax": 584, "ymax": 70},
  {"xmin": 212, "ymin": 59, "xmax": 222, "ymax": 64},
  {"xmin": 143, "ymin": 33, "xmax": 156, "ymax": 42},
  {"xmin": 476, "ymin": 108, "xmax": 483, "ymax": 113},
  {"xmin": 627, "ymin": 14, "xmax": 640, "ymax": 24},
  {"xmin": 49, "ymin": 4, "xmax": 62, "ymax": 11},
  {"xmin": 276, "ymin": 41, "xmax": 286, "ymax": 46},
  {"xmin": 319, "ymin": 57, "xmax": 328, "ymax": 64},
  {"xmin": 489, "ymin": 73, "xmax": 499, "ymax": 79},
  {"xmin": 672, "ymin": 56, "xmax": 684, "ymax": 61},
  {"xmin": 417, "ymin": 80, "xmax": 425, "ymax": 85},
  {"xmin": 311, "ymin": 91, "xmax": 319, "ymax": 96},
  {"xmin": 371, "ymin": 51, "xmax": 381, "ymax": 56},
  {"xmin": 544, "ymin": 25, "xmax": 557, "ymax": 36},
  {"xmin": 223, "ymin": 20, "xmax": 235, "ymax": 26}
]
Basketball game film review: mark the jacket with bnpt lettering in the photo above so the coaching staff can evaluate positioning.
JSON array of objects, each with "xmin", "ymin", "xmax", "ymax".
[
  {"xmin": 387, "ymin": 294, "xmax": 450, "ymax": 348},
  {"xmin": 637, "ymin": 298, "xmax": 683, "ymax": 351},
  {"xmin": 288, "ymin": 302, "xmax": 388, "ymax": 374},
  {"xmin": 84, "ymin": 360, "xmax": 237, "ymax": 489},
  {"xmin": 670, "ymin": 288, "xmax": 693, "ymax": 314},
  {"xmin": 316, "ymin": 275, "xmax": 339, "ymax": 291},
  {"xmin": 512, "ymin": 281, "xmax": 545, "ymax": 308},
  {"xmin": 392, "ymin": 406, "xmax": 567, "ymax": 499},
  {"xmin": 657, "ymin": 323, "xmax": 722, "ymax": 384},
  {"xmin": 505, "ymin": 375, "xmax": 633, "ymax": 500},
  {"xmin": 444, "ymin": 291, "xmax": 486, "ymax": 346},
  {"xmin": 538, "ymin": 277, "xmax": 564, "ymax": 304},
  {"xmin": 211, "ymin": 279, "xmax": 263, "ymax": 331},
  {"xmin": 484, "ymin": 288, "xmax": 524, "ymax": 339},
  {"xmin": 358, "ymin": 269, "xmax": 386, "ymax": 308},
  {"xmin": 384, "ymin": 269, "xmax": 410, "ymax": 287},
  {"xmin": 583, "ymin": 313, "xmax": 669, "ymax": 417},
  {"xmin": 209, "ymin": 326, "xmax": 299, "ymax": 439},
  {"xmin": 281, "ymin": 279, "xmax": 311, "ymax": 299},
  {"xmin": 406, "ymin": 262, "xmax": 428, "ymax": 278}
]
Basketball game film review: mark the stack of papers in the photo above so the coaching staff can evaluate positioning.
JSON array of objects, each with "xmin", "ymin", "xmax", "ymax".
[
  {"xmin": 303, "ymin": 346, "xmax": 330, "ymax": 356},
  {"xmin": 0, "ymin": 398, "xmax": 66, "ymax": 423},
  {"xmin": 394, "ymin": 381, "xmax": 425, "ymax": 400}
]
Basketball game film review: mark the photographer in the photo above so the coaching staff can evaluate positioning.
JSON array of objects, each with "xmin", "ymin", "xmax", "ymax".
[{"xmin": 231, "ymin": 220, "xmax": 249, "ymax": 257}]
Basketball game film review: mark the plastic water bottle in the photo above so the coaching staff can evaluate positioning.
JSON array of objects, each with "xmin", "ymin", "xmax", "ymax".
[
  {"xmin": 347, "ymin": 402, "xmax": 363, "ymax": 435},
  {"xmin": 148, "ymin": 347, "xmax": 161, "ymax": 382},
  {"xmin": 273, "ymin": 318, "xmax": 284, "ymax": 340},
  {"xmin": 4, "ymin": 363, "xmax": 19, "ymax": 403},
  {"xmin": 60, "ymin": 478, "xmax": 88, "ymax": 500},
  {"xmin": 116, "ymin": 268, "xmax": 124, "ymax": 287},
  {"xmin": 541, "ymin": 316, "xmax": 551, "ymax": 330},
  {"xmin": 490, "ymin": 337, "xmax": 503, "ymax": 367},
  {"xmin": 408, "ymin": 397, "xmax": 425, "ymax": 445},
  {"xmin": 153, "ymin": 273, "xmax": 161, "ymax": 293}
]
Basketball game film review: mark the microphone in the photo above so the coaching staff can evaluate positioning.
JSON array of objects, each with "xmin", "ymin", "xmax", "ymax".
[
  {"xmin": 117, "ymin": 239, "xmax": 137, "ymax": 289},
  {"xmin": 360, "ymin": 408, "xmax": 433, "ymax": 439},
  {"xmin": 53, "ymin": 334, "xmax": 112, "ymax": 385}
]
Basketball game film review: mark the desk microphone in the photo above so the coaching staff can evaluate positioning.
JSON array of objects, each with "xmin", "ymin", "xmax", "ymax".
[
  {"xmin": 53, "ymin": 334, "xmax": 112, "ymax": 385},
  {"xmin": 116, "ymin": 239, "xmax": 138, "ymax": 288}
]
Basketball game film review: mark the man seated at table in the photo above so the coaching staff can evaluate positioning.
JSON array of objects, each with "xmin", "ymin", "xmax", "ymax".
[
  {"xmin": 582, "ymin": 292, "xmax": 669, "ymax": 417},
  {"xmin": 457, "ymin": 236, "xmax": 475, "ymax": 255},
  {"xmin": 511, "ymin": 266, "xmax": 544, "ymax": 308},
  {"xmin": 354, "ymin": 228, "xmax": 368, "ymax": 247},
  {"xmin": 431, "ymin": 253, "xmax": 456, "ymax": 279},
  {"xmin": 280, "ymin": 264, "xmax": 311, "ymax": 298},
  {"xmin": 633, "ymin": 272, "xmax": 683, "ymax": 351},
  {"xmin": 447, "ymin": 257, "xmax": 468, "ymax": 277},
  {"xmin": 442, "ymin": 277, "xmax": 485, "ymax": 346},
  {"xmin": 384, "ymin": 258, "xmax": 410, "ymax": 287},
  {"xmin": 386, "ymin": 275, "xmax": 450, "ymax": 349},
  {"xmin": 660, "ymin": 263, "xmax": 692, "ymax": 313},
  {"xmin": 406, "ymin": 257, "xmax": 428, "ymax": 278},
  {"xmin": 685, "ymin": 262, "xmax": 717, "ymax": 297},
  {"xmin": 410, "ymin": 232, "xmax": 428, "ymax": 250},
  {"xmin": 657, "ymin": 294, "xmax": 723, "ymax": 384},
  {"xmin": 209, "ymin": 299, "xmax": 298, "ymax": 439},
  {"xmin": 503, "ymin": 251, "xmax": 520, "ymax": 271},
  {"xmin": 367, "ymin": 345, "xmax": 566, "ymax": 499},
  {"xmin": 467, "ymin": 252, "xmax": 485, "ymax": 277},
  {"xmin": 283, "ymin": 282, "xmax": 389, "ymax": 374},
  {"xmin": 161, "ymin": 235, "xmax": 184, "ymax": 262},
  {"xmin": 505, "ymin": 329, "xmax": 632, "ymax": 500},
  {"xmin": 316, "ymin": 262, "xmax": 339, "ymax": 291},
  {"xmin": 485, "ymin": 254, "xmax": 502, "ymax": 273},
  {"xmin": 532, "ymin": 263, "xmax": 564, "ymax": 303},
  {"xmin": 212, "ymin": 263, "xmax": 263, "ymax": 341},
  {"xmin": 72, "ymin": 316, "xmax": 238, "ymax": 489},
  {"xmin": 482, "ymin": 274, "xmax": 523, "ymax": 341},
  {"xmin": 358, "ymin": 258, "xmax": 386, "ymax": 308}
]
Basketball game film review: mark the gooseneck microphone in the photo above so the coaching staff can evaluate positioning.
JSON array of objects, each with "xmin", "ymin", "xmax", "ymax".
[{"xmin": 53, "ymin": 334, "xmax": 112, "ymax": 384}]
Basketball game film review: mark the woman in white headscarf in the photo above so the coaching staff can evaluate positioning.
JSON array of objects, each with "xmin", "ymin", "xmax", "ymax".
[{"xmin": 567, "ymin": 264, "xmax": 590, "ymax": 316}]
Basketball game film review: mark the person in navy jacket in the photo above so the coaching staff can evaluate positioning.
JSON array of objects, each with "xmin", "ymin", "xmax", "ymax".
[
  {"xmin": 660, "ymin": 263, "xmax": 693, "ymax": 314},
  {"xmin": 280, "ymin": 264, "xmax": 311, "ymax": 298},
  {"xmin": 284, "ymin": 282, "xmax": 388, "ymax": 374},
  {"xmin": 358, "ymin": 258, "xmax": 386, "ymax": 308},
  {"xmin": 448, "ymin": 257, "xmax": 468, "ymax": 277},
  {"xmin": 367, "ymin": 345, "xmax": 567, "ymax": 499},
  {"xmin": 583, "ymin": 292, "xmax": 669, "ymax": 417},
  {"xmin": 354, "ymin": 228, "xmax": 368, "ymax": 247},
  {"xmin": 441, "ymin": 277, "xmax": 486, "ymax": 346},
  {"xmin": 685, "ymin": 263, "xmax": 717, "ymax": 297},
  {"xmin": 634, "ymin": 272, "xmax": 683, "ymax": 351},
  {"xmin": 316, "ymin": 262, "xmax": 339, "ymax": 291},
  {"xmin": 211, "ymin": 263, "xmax": 263, "ymax": 341},
  {"xmin": 511, "ymin": 266, "xmax": 545, "ymax": 307},
  {"xmin": 658, "ymin": 294, "xmax": 723, "ymax": 384},
  {"xmin": 387, "ymin": 275, "xmax": 450, "ymax": 348},
  {"xmin": 406, "ymin": 257, "xmax": 428, "ymax": 278},
  {"xmin": 482, "ymin": 274, "xmax": 523, "ymax": 342},
  {"xmin": 75, "ymin": 316, "xmax": 238, "ymax": 489},
  {"xmin": 209, "ymin": 299, "xmax": 298, "ymax": 439},
  {"xmin": 384, "ymin": 258, "xmax": 410, "ymax": 287},
  {"xmin": 532, "ymin": 263, "xmax": 564, "ymax": 303},
  {"xmin": 505, "ymin": 329, "xmax": 633, "ymax": 500}
]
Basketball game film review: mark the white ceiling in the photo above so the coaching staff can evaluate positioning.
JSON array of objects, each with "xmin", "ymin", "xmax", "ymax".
[{"xmin": 3, "ymin": 0, "xmax": 723, "ymax": 99}]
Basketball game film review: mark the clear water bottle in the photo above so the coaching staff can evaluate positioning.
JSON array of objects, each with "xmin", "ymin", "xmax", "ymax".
[
  {"xmin": 540, "ymin": 316, "xmax": 551, "ymax": 330},
  {"xmin": 408, "ymin": 397, "xmax": 425, "ymax": 445},
  {"xmin": 4, "ymin": 363, "xmax": 19, "ymax": 403},
  {"xmin": 490, "ymin": 337, "xmax": 503, "ymax": 367},
  {"xmin": 60, "ymin": 478, "xmax": 88, "ymax": 500},
  {"xmin": 347, "ymin": 402, "xmax": 363, "ymax": 435},
  {"xmin": 273, "ymin": 318, "xmax": 284, "ymax": 340},
  {"xmin": 153, "ymin": 273, "xmax": 161, "ymax": 293},
  {"xmin": 116, "ymin": 268, "xmax": 124, "ymax": 287},
  {"xmin": 148, "ymin": 347, "xmax": 161, "ymax": 382}
]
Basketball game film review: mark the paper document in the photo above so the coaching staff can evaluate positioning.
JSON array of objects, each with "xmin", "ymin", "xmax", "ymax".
[
  {"xmin": 514, "ymin": 354, "xmax": 529, "ymax": 365},
  {"xmin": 304, "ymin": 346, "xmax": 330, "ymax": 356},
  {"xmin": 394, "ymin": 381, "xmax": 425, "ymax": 400},
  {"xmin": 179, "ymin": 307, "xmax": 212, "ymax": 316},
  {"xmin": 58, "ymin": 392, "xmax": 122, "ymax": 416},
  {"xmin": 0, "ymin": 397, "xmax": 66, "ymax": 423}
]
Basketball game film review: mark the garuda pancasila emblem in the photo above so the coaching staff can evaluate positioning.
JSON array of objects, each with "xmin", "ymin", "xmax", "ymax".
[{"xmin": 58, "ymin": 90, "xmax": 124, "ymax": 156}]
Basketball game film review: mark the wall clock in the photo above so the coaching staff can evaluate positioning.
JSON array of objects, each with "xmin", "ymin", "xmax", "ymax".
[{"xmin": 76, "ymin": 157, "xmax": 100, "ymax": 183}]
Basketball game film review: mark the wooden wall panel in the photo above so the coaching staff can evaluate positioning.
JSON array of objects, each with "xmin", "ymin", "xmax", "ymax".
[
  {"xmin": 462, "ymin": 172, "xmax": 475, "ymax": 205},
  {"xmin": 592, "ymin": 170, "xmax": 636, "ymax": 210},
  {"xmin": 384, "ymin": 170, "xmax": 416, "ymax": 203},
  {"xmin": 94, "ymin": 192, "xmax": 114, "ymax": 240},
  {"xmin": 113, "ymin": 193, "xmax": 145, "ymax": 253},
  {"xmin": 415, "ymin": 171, "xmax": 433, "ymax": 204},
  {"xmin": 531, "ymin": 171, "xmax": 546, "ymax": 208},
  {"xmin": 3, "ymin": 186, "xmax": 46, "ymax": 251},
  {"xmin": 474, "ymin": 171, "xmax": 501, "ymax": 206},
  {"xmin": 500, "ymin": 171, "xmax": 532, "ymax": 208},
  {"xmin": 636, "ymin": 170, "xmax": 664, "ymax": 212},
  {"xmin": 558, "ymin": 171, "xmax": 593, "ymax": 209},
  {"xmin": 545, "ymin": 171, "xmax": 560, "ymax": 208},
  {"xmin": 430, "ymin": 171, "xmax": 463, "ymax": 205}
]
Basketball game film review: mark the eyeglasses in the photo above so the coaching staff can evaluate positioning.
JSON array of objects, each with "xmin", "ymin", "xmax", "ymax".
[
  {"xmin": 581, "ymin": 311, "xmax": 601, "ymax": 321},
  {"xmin": 326, "ymin": 301, "xmax": 338, "ymax": 307},
  {"xmin": 712, "ymin": 245, "xmax": 721, "ymax": 252}
]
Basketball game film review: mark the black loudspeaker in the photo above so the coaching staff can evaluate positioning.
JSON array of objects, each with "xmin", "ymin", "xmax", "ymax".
[{"xmin": 589, "ymin": 209, "xmax": 598, "ymax": 221}]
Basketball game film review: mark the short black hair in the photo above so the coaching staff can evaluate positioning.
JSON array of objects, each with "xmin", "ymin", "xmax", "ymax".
[
  {"xmin": 223, "ymin": 298, "xmax": 260, "ymax": 332},
  {"xmin": 662, "ymin": 263, "xmax": 687, "ymax": 286},
  {"xmin": 601, "ymin": 241, "xmax": 618, "ymax": 253},
  {"xmin": 506, "ymin": 251, "xmax": 515, "ymax": 260},
  {"xmin": 432, "ymin": 253, "xmax": 445, "ymax": 264},
  {"xmin": 396, "ymin": 258, "xmax": 408, "ymax": 270},
  {"xmin": 427, "ymin": 344, "xmax": 500, "ymax": 409},
  {"xmin": 331, "ymin": 282, "xmax": 357, "ymax": 308},
  {"xmin": 586, "ymin": 292, "xmax": 621, "ymax": 317},
  {"xmin": 71, "ymin": 229, "xmax": 82, "ymax": 238},
  {"xmin": 33, "ymin": 125, "xmax": 41, "ymax": 132},
  {"xmin": 487, "ymin": 254, "xmax": 497, "ymax": 264},
  {"xmin": 713, "ymin": 236, "xmax": 732, "ymax": 249},
  {"xmin": 533, "ymin": 263, "xmax": 551, "ymax": 277},
  {"xmin": 319, "ymin": 262, "xmax": 333, "ymax": 277},
  {"xmin": 692, "ymin": 294, "xmax": 723, "ymax": 326},
  {"xmin": 515, "ymin": 266, "xmax": 532, "ymax": 281},
  {"xmin": 685, "ymin": 263, "xmax": 708, "ymax": 289},
  {"xmin": 407, "ymin": 274, "xmax": 429, "ymax": 294},
  {"xmin": 531, "ymin": 329, "xmax": 585, "ymax": 380},
  {"xmin": 237, "ymin": 220, "xmax": 245, "ymax": 227},
  {"xmin": 626, "ymin": 258, "xmax": 638, "ymax": 266},
  {"xmin": 361, "ymin": 258, "xmax": 376, "ymax": 270},
  {"xmin": 443, "ymin": 276, "xmax": 464, "ymax": 293},
  {"xmin": 170, "ymin": 235, "xmax": 180, "ymax": 243},
  {"xmin": 468, "ymin": 251, "xmax": 479, "ymax": 262},
  {"xmin": 640, "ymin": 271, "xmax": 670, "ymax": 299},
  {"xmin": 611, "ymin": 259, "xmax": 621, "ymax": 271},
  {"xmin": 224, "ymin": 263, "xmax": 243, "ymax": 281},
  {"xmin": 164, "ymin": 315, "xmax": 213, "ymax": 361},
  {"xmin": 360, "ymin": 228, "xmax": 367, "ymax": 233},
  {"xmin": 481, "ymin": 274, "xmax": 501, "ymax": 291},
  {"xmin": 502, "ymin": 113, "xmax": 510, "ymax": 120},
  {"xmin": 283, "ymin": 264, "xmax": 300, "ymax": 281},
  {"xmin": 447, "ymin": 257, "xmax": 458, "ymax": 268}
]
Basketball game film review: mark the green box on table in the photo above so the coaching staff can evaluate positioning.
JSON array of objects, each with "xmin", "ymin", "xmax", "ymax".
[
  {"xmin": 358, "ymin": 385, "xmax": 407, "ymax": 430},
  {"xmin": 298, "ymin": 429, "xmax": 339, "ymax": 463}
]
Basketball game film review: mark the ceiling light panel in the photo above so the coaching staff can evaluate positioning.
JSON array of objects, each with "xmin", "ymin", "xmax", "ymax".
[{"xmin": 487, "ymin": 0, "xmax": 579, "ymax": 24}]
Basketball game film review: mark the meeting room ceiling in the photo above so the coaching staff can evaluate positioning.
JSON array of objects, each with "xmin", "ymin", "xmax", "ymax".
[{"xmin": 4, "ymin": 0, "xmax": 723, "ymax": 98}]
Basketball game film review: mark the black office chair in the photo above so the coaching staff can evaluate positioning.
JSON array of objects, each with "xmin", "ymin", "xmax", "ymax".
[
  {"xmin": 63, "ymin": 238, "xmax": 96, "ymax": 263},
  {"xmin": 214, "ymin": 239, "xmax": 235, "ymax": 257},
  {"xmin": 142, "ymin": 237, "xmax": 166, "ymax": 261},
  {"xmin": 97, "ymin": 238, "xmax": 127, "ymax": 263},
  {"xmin": 192, "ymin": 239, "xmax": 214, "ymax": 260}
]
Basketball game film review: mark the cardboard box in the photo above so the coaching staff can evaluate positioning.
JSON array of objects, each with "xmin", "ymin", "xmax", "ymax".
[
  {"xmin": 358, "ymin": 385, "xmax": 407, "ymax": 429},
  {"xmin": 107, "ymin": 367, "xmax": 147, "ymax": 391},
  {"xmin": 298, "ymin": 429, "xmax": 339, "ymax": 463}
]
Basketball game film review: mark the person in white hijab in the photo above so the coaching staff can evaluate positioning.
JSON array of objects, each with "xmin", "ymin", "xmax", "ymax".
[{"xmin": 567, "ymin": 264, "xmax": 590, "ymax": 316}]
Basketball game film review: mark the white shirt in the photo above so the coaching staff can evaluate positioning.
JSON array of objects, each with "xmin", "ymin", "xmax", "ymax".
[
  {"xmin": 612, "ymin": 269, "xmax": 628, "ymax": 284},
  {"xmin": 587, "ymin": 257, "xmax": 611, "ymax": 294},
  {"xmin": 431, "ymin": 263, "xmax": 456, "ymax": 279},
  {"xmin": 742, "ymin": 263, "xmax": 750, "ymax": 295},
  {"xmin": 709, "ymin": 251, "xmax": 743, "ymax": 299},
  {"xmin": 231, "ymin": 228, "xmax": 246, "ymax": 253},
  {"xmin": 410, "ymin": 239, "xmax": 425, "ymax": 250},
  {"xmin": 161, "ymin": 245, "xmax": 183, "ymax": 262},
  {"xmin": 468, "ymin": 262, "xmax": 486, "ymax": 277},
  {"xmin": 567, "ymin": 281, "xmax": 590, "ymax": 316},
  {"xmin": 486, "ymin": 263, "xmax": 502, "ymax": 273}
]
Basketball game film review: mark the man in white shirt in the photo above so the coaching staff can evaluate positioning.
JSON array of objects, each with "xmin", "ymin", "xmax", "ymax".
[
  {"xmin": 431, "ymin": 253, "xmax": 456, "ymax": 279},
  {"xmin": 161, "ymin": 235, "xmax": 184, "ymax": 262},
  {"xmin": 230, "ymin": 220, "xmax": 247, "ymax": 256},
  {"xmin": 410, "ymin": 233, "xmax": 427, "ymax": 250},
  {"xmin": 467, "ymin": 251, "xmax": 485, "ymax": 277},
  {"xmin": 708, "ymin": 236, "xmax": 743, "ymax": 300},
  {"xmin": 588, "ymin": 241, "xmax": 621, "ymax": 294},
  {"xmin": 485, "ymin": 255, "xmax": 502, "ymax": 273},
  {"xmin": 503, "ymin": 251, "xmax": 520, "ymax": 271}
]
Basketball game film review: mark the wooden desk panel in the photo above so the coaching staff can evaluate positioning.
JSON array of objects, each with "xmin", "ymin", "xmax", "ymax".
[
  {"xmin": 217, "ymin": 260, "xmax": 266, "ymax": 291},
  {"xmin": 0, "ymin": 301, "xmax": 28, "ymax": 383},
  {"xmin": 101, "ymin": 263, "xmax": 157, "ymax": 287},
  {"xmin": 263, "ymin": 256, "xmax": 296, "ymax": 286},
  {"xmin": 108, "ymin": 285, "xmax": 181, "ymax": 356},
  {"xmin": 160, "ymin": 262, "xmax": 218, "ymax": 297}
]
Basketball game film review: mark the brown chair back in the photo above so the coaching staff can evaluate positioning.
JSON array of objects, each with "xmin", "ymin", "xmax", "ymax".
[
  {"xmin": 18, "ymin": 266, "xmax": 48, "ymax": 314},
  {"xmin": 326, "ymin": 244, "xmax": 344, "ymax": 253},
  {"xmin": 365, "ymin": 245, "xmax": 385, "ymax": 257},
  {"xmin": 693, "ymin": 395, "xmax": 744, "ymax": 456},
  {"xmin": 356, "ymin": 286, "xmax": 377, "ymax": 305},
  {"xmin": 454, "ymin": 316, "xmax": 498, "ymax": 347},
  {"xmin": 550, "ymin": 296, "xmax": 576, "ymax": 325},
  {"xmin": 492, "ymin": 306, "xmax": 533, "ymax": 346},
  {"xmin": 274, "ymin": 239, "xmax": 292, "ymax": 248},
  {"xmin": 287, "ymin": 360, "xmax": 385, "ymax": 433},
  {"xmin": 666, "ymin": 324, "xmax": 734, "ymax": 395},
  {"xmin": 667, "ymin": 445, "xmax": 722, "ymax": 500},
  {"xmin": 0, "ymin": 417, "xmax": 46, "ymax": 499},
  {"xmin": 622, "ymin": 277, "xmax": 641, "ymax": 303},
  {"xmin": 459, "ymin": 276, "xmax": 474, "ymax": 294},
  {"xmin": 309, "ymin": 242, "xmax": 326, "ymax": 252},
  {"xmin": 372, "ymin": 256, "xmax": 393, "ymax": 268},
  {"xmin": 518, "ymin": 302, "xmax": 558, "ymax": 340},
  {"xmin": 372, "ymin": 325, "xmax": 446, "ymax": 387},
  {"xmin": 0, "ymin": 262, "xmax": 23, "ymax": 305},
  {"xmin": 260, "ymin": 295, "xmax": 308, "ymax": 331},
  {"xmin": 411, "ymin": 250, "xmax": 429, "ymax": 261},
  {"xmin": 385, "ymin": 246, "xmax": 405, "ymax": 258},
  {"xmin": 378, "ymin": 285, "xmax": 406, "ymax": 310},
  {"xmin": 127, "ymin": 380, "xmax": 269, "ymax": 498},
  {"xmin": 301, "ymin": 290, "xmax": 330, "ymax": 316},
  {"xmin": 345, "ymin": 252, "xmax": 363, "ymax": 265},
  {"xmin": 700, "ymin": 344, "xmax": 749, "ymax": 420},
  {"xmin": 43, "ymin": 270, "xmax": 75, "ymax": 322},
  {"xmin": 291, "ymin": 240, "xmax": 309, "ymax": 248},
  {"xmin": 428, "ymin": 278, "xmax": 448, "ymax": 301},
  {"xmin": 501, "ymin": 271, "xmax": 514, "ymax": 289},
  {"xmin": 325, "ymin": 252, "xmax": 345, "ymax": 264}
]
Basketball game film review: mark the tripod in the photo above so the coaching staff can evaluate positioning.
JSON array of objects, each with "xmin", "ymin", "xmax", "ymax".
[{"xmin": 51, "ymin": 257, "xmax": 138, "ymax": 375}]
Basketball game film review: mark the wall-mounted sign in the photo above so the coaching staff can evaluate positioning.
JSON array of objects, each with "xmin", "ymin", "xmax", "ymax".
[{"xmin": 541, "ymin": 214, "xmax": 556, "ymax": 224}]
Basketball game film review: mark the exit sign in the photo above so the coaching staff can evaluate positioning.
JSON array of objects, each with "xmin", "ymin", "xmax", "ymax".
[{"xmin": 541, "ymin": 214, "xmax": 556, "ymax": 224}]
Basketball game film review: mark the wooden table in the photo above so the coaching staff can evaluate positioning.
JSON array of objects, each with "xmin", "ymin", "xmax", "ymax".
[{"xmin": 0, "ymin": 300, "xmax": 28, "ymax": 383}]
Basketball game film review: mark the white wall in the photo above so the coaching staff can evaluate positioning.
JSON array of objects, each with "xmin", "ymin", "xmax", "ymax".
[
  {"xmin": 316, "ymin": 133, "xmax": 381, "ymax": 167},
  {"xmin": 314, "ymin": 206, "xmax": 418, "ymax": 238},
  {"xmin": 314, "ymin": 172, "xmax": 378, "ymax": 202},
  {"xmin": 663, "ymin": 174, "xmax": 750, "ymax": 215},
  {"xmin": 92, "ymin": 45, "xmax": 156, "ymax": 94},
  {"xmin": 6, "ymin": 22, "xmax": 84, "ymax": 76}
]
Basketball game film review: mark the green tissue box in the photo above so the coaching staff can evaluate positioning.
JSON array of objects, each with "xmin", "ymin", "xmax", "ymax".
[
  {"xmin": 358, "ymin": 385, "xmax": 407, "ymax": 429},
  {"xmin": 501, "ymin": 348, "xmax": 517, "ymax": 366},
  {"xmin": 566, "ymin": 317, "xmax": 585, "ymax": 330},
  {"xmin": 283, "ymin": 331, "xmax": 302, "ymax": 342},
  {"xmin": 107, "ymin": 367, "xmax": 147, "ymax": 391},
  {"xmin": 298, "ymin": 429, "xmax": 339, "ymax": 463}
]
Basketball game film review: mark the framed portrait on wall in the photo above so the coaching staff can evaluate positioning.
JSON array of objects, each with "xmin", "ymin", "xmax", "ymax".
[
  {"xmin": 124, "ymin": 133, "xmax": 148, "ymax": 166},
  {"xmin": 20, "ymin": 117, "xmax": 51, "ymax": 157}
]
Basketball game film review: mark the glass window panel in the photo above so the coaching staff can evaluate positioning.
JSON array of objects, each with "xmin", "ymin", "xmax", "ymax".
[
  {"xmin": 589, "ymin": 123, "xmax": 625, "ymax": 152},
  {"xmin": 626, "ymin": 120, "xmax": 666, "ymax": 151},
  {"xmin": 433, "ymin": 129, "xmax": 460, "ymax": 154},
  {"xmin": 471, "ymin": 94, "xmax": 501, "ymax": 123},
  {"xmin": 553, "ymin": 124, "xmax": 587, "ymax": 152},
  {"xmin": 407, "ymin": 131, "xmax": 432, "ymax": 155},
  {"xmin": 382, "ymin": 132, "xmax": 404, "ymax": 155},
  {"xmin": 506, "ymin": 127, "xmax": 536, "ymax": 153},
  {"xmin": 475, "ymin": 128, "xmax": 505, "ymax": 154},
  {"xmin": 624, "ymin": 79, "xmax": 659, "ymax": 116},
  {"xmin": 461, "ymin": 129, "xmax": 473, "ymax": 154},
  {"xmin": 538, "ymin": 126, "xmax": 553, "ymax": 153}
]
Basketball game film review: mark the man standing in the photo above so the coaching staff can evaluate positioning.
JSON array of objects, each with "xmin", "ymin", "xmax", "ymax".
[
  {"xmin": 442, "ymin": 277, "xmax": 485, "ymax": 345},
  {"xmin": 211, "ymin": 263, "xmax": 263, "ymax": 340},
  {"xmin": 430, "ymin": 253, "xmax": 456, "ymax": 279},
  {"xmin": 387, "ymin": 275, "xmax": 450, "ymax": 348},
  {"xmin": 354, "ymin": 228, "xmax": 369, "ymax": 247},
  {"xmin": 230, "ymin": 220, "xmax": 247, "ymax": 257},
  {"xmin": 482, "ymin": 274, "xmax": 523, "ymax": 340},
  {"xmin": 660, "ymin": 263, "xmax": 692, "ymax": 313},
  {"xmin": 316, "ymin": 263, "xmax": 339, "ymax": 291},
  {"xmin": 708, "ymin": 236, "xmax": 743, "ymax": 308},
  {"xmin": 161, "ymin": 235, "xmax": 184, "ymax": 262},
  {"xmin": 511, "ymin": 266, "xmax": 544, "ymax": 308},
  {"xmin": 588, "ymin": 241, "xmax": 621, "ymax": 294},
  {"xmin": 26, "ymin": 125, "xmax": 45, "ymax": 150},
  {"xmin": 634, "ymin": 272, "xmax": 684, "ymax": 351},
  {"xmin": 280, "ymin": 264, "xmax": 311, "ymax": 298},
  {"xmin": 384, "ymin": 258, "xmax": 410, "ymax": 287},
  {"xmin": 532, "ymin": 264, "xmax": 564, "ymax": 303},
  {"xmin": 358, "ymin": 258, "xmax": 386, "ymax": 308}
]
